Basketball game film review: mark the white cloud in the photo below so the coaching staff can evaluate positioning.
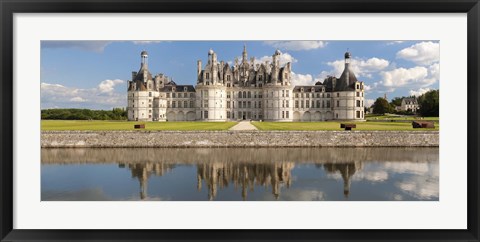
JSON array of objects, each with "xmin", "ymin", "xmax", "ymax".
[
  {"xmin": 41, "ymin": 41, "xmax": 112, "ymax": 53},
  {"xmin": 41, "ymin": 80, "xmax": 126, "ymax": 109},
  {"xmin": 70, "ymin": 97, "xmax": 87, "ymax": 102},
  {"xmin": 98, "ymin": 79, "xmax": 124, "ymax": 93},
  {"xmin": 256, "ymin": 51, "xmax": 298, "ymax": 66},
  {"xmin": 264, "ymin": 41, "xmax": 327, "ymax": 51},
  {"xmin": 386, "ymin": 41, "xmax": 405, "ymax": 45},
  {"xmin": 327, "ymin": 57, "xmax": 390, "ymax": 78},
  {"xmin": 132, "ymin": 41, "xmax": 163, "ymax": 45},
  {"xmin": 379, "ymin": 66, "xmax": 429, "ymax": 87},
  {"xmin": 409, "ymin": 88, "xmax": 431, "ymax": 97},
  {"xmin": 396, "ymin": 41, "xmax": 440, "ymax": 65},
  {"xmin": 290, "ymin": 72, "xmax": 314, "ymax": 86}
]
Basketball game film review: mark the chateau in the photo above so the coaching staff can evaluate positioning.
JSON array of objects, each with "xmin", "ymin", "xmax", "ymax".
[{"xmin": 127, "ymin": 47, "xmax": 365, "ymax": 121}]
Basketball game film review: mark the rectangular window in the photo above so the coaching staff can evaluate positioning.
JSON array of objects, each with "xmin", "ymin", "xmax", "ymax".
[
  {"xmin": 227, "ymin": 92, "xmax": 231, "ymax": 98},
  {"xmin": 295, "ymin": 101, "xmax": 299, "ymax": 108},
  {"xmin": 327, "ymin": 100, "xmax": 331, "ymax": 108},
  {"xmin": 356, "ymin": 92, "xmax": 360, "ymax": 97},
  {"xmin": 282, "ymin": 111, "xmax": 285, "ymax": 118},
  {"xmin": 286, "ymin": 111, "xmax": 289, "ymax": 119},
  {"xmin": 167, "ymin": 101, "xmax": 170, "ymax": 108},
  {"xmin": 286, "ymin": 101, "xmax": 289, "ymax": 108},
  {"xmin": 317, "ymin": 100, "xmax": 320, "ymax": 108},
  {"xmin": 295, "ymin": 93, "xmax": 299, "ymax": 98},
  {"xmin": 286, "ymin": 90, "xmax": 289, "ymax": 97},
  {"xmin": 282, "ymin": 90, "xmax": 285, "ymax": 97},
  {"xmin": 190, "ymin": 93, "xmax": 194, "ymax": 98},
  {"xmin": 204, "ymin": 111, "xmax": 208, "ymax": 119},
  {"xmin": 227, "ymin": 111, "xmax": 231, "ymax": 119},
  {"xmin": 356, "ymin": 100, "xmax": 361, "ymax": 107},
  {"xmin": 227, "ymin": 101, "xmax": 231, "ymax": 108},
  {"xmin": 166, "ymin": 93, "xmax": 170, "ymax": 98},
  {"xmin": 327, "ymin": 93, "xmax": 330, "ymax": 98},
  {"xmin": 190, "ymin": 101, "xmax": 194, "ymax": 108},
  {"xmin": 337, "ymin": 93, "xmax": 339, "ymax": 97},
  {"xmin": 306, "ymin": 101, "xmax": 309, "ymax": 108},
  {"xmin": 337, "ymin": 100, "xmax": 340, "ymax": 107},
  {"xmin": 258, "ymin": 102, "xmax": 262, "ymax": 108},
  {"xmin": 173, "ymin": 93, "xmax": 176, "ymax": 98},
  {"xmin": 178, "ymin": 101, "xmax": 182, "ymax": 108},
  {"xmin": 356, "ymin": 111, "xmax": 360, "ymax": 118},
  {"xmin": 248, "ymin": 101, "xmax": 251, "ymax": 108},
  {"xmin": 184, "ymin": 101, "xmax": 187, "ymax": 108},
  {"xmin": 282, "ymin": 100, "xmax": 285, "ymax": 108},
  {"xmin": 301, "ymin": 101, "xmax": 304, "ymax": 108},
  {"xmin": 206, "ymin": 73, "xmax": 210, "ymax": 79},
  {"xmin": 149, "ymin": 92, "xmax": 152, "ymax": 97}
]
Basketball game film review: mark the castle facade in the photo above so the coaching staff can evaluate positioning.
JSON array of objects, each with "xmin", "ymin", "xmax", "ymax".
[{"xmin": 127, "ymin": 47, "xmax": 365, "ymax": 121}]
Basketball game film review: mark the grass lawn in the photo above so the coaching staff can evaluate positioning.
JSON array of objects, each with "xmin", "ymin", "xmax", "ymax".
[
  {"xmin": 252, "ymin": 121, "xmax": 439, "ymax": 131},
  {"xmin": 41, "ymin": 120, "xmax": 238, "ymax": 131},
  {"xmin": 365, "ymin": 114, "xmax": 439, "ymax": 121}
]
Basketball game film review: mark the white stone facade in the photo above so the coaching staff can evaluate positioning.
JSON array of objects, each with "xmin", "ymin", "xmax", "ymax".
[{"xmin": 127, "ymin": 48, "xmax": 365, "ymax": 121}]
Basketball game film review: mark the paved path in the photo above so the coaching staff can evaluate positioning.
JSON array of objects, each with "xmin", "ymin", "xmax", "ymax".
[{"xmin": 229, "ymin": 121, "xmax": 258, "ymax": 131}]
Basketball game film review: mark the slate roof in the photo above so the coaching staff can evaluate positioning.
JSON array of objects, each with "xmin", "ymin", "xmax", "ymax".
[
  {"xmin": 292, "ymin": 85, "xmax": 325, "ymax": 92},
  {"xmin": 335, "ymin": 67, "xmax": 357, "ymax": 91},
  {"xmin": 160, "ymin": 85, "xmax": 196, "ymax": 92}
]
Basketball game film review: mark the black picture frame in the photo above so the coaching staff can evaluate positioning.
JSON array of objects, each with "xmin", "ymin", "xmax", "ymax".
[{"xmin": 1, "ymin": 0, "xmax": 479, "ymax": 241}]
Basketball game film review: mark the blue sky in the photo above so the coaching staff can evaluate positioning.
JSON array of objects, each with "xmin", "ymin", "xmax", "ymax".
[{"xmin": 41, "ymin": 40, "xmax": 439, "ymax": 110}]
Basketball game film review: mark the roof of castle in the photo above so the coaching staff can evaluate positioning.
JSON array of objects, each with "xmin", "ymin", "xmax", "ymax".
[
  {"xmin": 160, "ymin": 85, "xmax": 196, "ymax": 92},
  {"xmin": 335, "ymin": 67, "xmax": 358, "ymax": 91}
]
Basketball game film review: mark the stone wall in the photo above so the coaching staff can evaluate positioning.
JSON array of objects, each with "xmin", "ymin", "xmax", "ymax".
[{"xmin": 41, "ymin": 131, "xmax": 439, "ymax": 148}]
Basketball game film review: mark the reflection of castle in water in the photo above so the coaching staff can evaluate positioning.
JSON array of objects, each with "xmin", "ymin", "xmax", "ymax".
[
  {"xmin": 321, "ymin": 162, "xmax": 363, "ymax": 198},
  {"xmin": 197, "ymin": 162, "xmax": 294, "ymax": 200},
  {"xmin": 120, "ymin": 160, "xmax": 361, "ymax": 200},
  {"xmin": 122, "ymin": 163, "xmax": 176, "ymax": 200}
]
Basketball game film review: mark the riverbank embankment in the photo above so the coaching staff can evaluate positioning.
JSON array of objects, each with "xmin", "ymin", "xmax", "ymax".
[{"xmin": 41, "ymin": 131, "xmax": 439, "ymax": 148}]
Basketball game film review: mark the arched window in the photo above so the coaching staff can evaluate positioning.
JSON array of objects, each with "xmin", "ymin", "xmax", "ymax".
[
  {"xmin": 238, "ymin": 91, "xmax": 242, "ymax": 98},
  {"xmin": 243, "ymin": 91, "xmax": 246, "ymax": 99}
]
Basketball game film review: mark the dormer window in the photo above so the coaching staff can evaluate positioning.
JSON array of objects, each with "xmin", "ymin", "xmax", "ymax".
[
  {"xmin": 184, "ymin": 87, "xmax": 187, "ymax": 92},
  {"xmin": 301, "ymin": 88, "xmax": 304, "ymax": 92},
  {"xmin": 206, "ymin": 73, "xmax": 210, "ymax": 79},
  {"xmin": 227, "ymin": 75, "xmax": 231, "ymax": 81}
]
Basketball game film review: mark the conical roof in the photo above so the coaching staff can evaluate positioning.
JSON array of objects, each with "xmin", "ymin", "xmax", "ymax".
[{"xmin": 335, "ymin": 65, "xmax": 358, "ymax": 91}]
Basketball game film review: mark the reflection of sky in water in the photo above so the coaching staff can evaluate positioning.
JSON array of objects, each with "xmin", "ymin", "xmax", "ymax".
[{"xmin": 41, "ymin": 148, "xmax": 439, "ymax": 201}]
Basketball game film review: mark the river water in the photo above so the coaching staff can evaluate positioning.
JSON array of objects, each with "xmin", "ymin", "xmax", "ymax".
[{"xmin": 41, "ymin": 147, "xmax": 439, "ymax": 201}]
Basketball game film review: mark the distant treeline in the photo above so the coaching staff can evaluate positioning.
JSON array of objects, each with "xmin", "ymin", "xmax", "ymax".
[{"xmin": 41, "ymin": 108, "xmax": 127, "ymax": 120}]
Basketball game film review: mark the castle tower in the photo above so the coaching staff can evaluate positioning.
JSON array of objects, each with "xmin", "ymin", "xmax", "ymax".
[
  {"xmin": 242, "ymin": 44, "xmax": 248, "ymax": 63},
  {"xmin": 141, "ymin": 50, "xmax": 148, "ymax": 67},
  {"xmin": 344, "ymin": 51, "xmax": 351, "ymax": 84}
]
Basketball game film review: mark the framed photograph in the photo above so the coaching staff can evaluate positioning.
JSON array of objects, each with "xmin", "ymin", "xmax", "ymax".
[{"xmin": 1, "ymin": 0, "xmax": 479, "ymax": 241}]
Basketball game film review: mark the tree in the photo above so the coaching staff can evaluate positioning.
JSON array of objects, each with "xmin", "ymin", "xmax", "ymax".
[
  {"xmin": 390, "ymin": 97, "xmax": 403, "ymax": 107},
  {"xmin": 372, "ymin": 97, "xmax": 391, "ymax": 114},
  {"xmin": 418, "ymin": 90, "xmax": 439, "ymax": 117}
]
